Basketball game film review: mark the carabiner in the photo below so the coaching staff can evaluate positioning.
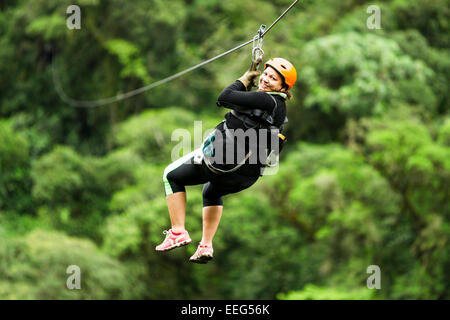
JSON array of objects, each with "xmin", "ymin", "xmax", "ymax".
[{"xmin": 250, "ymin": 24, "xmax": 266, "ymax": 71}]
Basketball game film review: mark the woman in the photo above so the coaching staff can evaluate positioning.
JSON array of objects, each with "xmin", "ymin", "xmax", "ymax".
[{"xmin": 156, "ymin": 58, "xmax": 297, "ymax": 264}]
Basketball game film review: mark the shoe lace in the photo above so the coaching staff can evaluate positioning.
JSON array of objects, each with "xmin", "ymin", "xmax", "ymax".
[{"xmin": 162, "ymin": 230, "xmax": 171, "ymax": 239}]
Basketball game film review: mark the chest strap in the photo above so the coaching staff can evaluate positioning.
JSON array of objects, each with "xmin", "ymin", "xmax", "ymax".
[{"xmin": 231, "ymin": 92, "xmax": 287, "ymax": 129}]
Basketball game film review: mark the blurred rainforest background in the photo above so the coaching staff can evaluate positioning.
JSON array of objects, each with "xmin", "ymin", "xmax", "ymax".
[{"xmin": 0, "ymin": 0, "xmax": 449, "ymax": 299}]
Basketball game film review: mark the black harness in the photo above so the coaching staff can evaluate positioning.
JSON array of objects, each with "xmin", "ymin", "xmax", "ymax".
[
  {"xmin": 218, "ymin": 92, "xmax": 288, "ymax": 131},
  {"xmin": 203, "ymin": 92, "xmax": 288, "ymax": 175}
]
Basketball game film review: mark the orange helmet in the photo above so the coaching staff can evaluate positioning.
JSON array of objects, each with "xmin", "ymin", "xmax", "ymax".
[{"xmin": 264, "ymin": 58, "xmax": 297, "ymax": 90}]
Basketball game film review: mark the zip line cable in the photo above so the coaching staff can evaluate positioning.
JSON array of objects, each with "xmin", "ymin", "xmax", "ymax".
[
  {"xmin": 52, "ymin": 0, "xmax": 299, "ymax": 108},
  {"xmin": 261, "ymin": 0, "xmax": 300, "ymax": 37}
]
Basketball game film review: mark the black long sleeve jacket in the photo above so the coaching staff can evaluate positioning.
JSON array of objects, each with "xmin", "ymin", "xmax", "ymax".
[
  {"xmin": 217, "ymin": 80, "xmax": 287, "ymax": 130},
  {"xmin": 204, "ymin": 80, "xmax": 287, "ymax": 176}
]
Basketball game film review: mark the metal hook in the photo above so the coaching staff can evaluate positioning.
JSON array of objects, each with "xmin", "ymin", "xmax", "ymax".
[{"xmin": 250, "ymin": 24, "xmax": 266, "ymax": 71}]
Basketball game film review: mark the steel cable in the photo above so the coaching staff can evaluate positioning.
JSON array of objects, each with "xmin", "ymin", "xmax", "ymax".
[{"xmin": 52, "ymin": 0, "xmax": 299, "ymax": 108}]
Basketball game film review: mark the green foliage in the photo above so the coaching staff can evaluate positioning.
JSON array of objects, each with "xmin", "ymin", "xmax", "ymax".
[
  {"xmin": 389, "ymin": 30, "xmax": 450, "ymax": 113},
  {"xmin": 102, "ymin": 182, "xmax": 205, "ymax": 299},
  {"xmin": 259, "ymin": 144, "xmax": 400, "ymax": 293},
  {"xmin": 213, "ymin": 193, "xmax": 314, "ymax": 299},
  {"xmin": 31, "ymin": 146, "xmax": 86, "ymax": 205},
  {"xmin": 0, "ymin": 0, "xmax": 448, "ymax": 300},
  {"xmin": 438, "ymin": 117, "xmax": 450, "ymax": 146},
  {"xmin": 31, "ymin": 145, "xmax": 142, "ymax": 240},
  {"xmin": 105, "ymin": 39, "xmax": 151, "ymax": 83},
  {"xmin": 0, "ymin": 211, "xmax": 49, "ymax": 238},
  {"xmin": 278, "ymin": 284, "xmax": 374, "ymax": 300},
  {"xmin": 26, "ymin": 14, "xmax": 66, "ymax": 41},
  {"xmin": 0, "ymin": 230, "xmax": 134, "ymax": 299},
  {"xmin": 363, "ymin": 117, "xmax": 450, "ymax": 217},
  {"xmin": 115, "ymin": 107, "xmax": 221, "ymax": 163},
  {"xmin": 0, "ymin": 120, "xmax": 32, "ymax": 213},
  {"xmin": 390, "ymin": 0, "xmax": 450, "ymax": 48},
  {"xmin": 346, "ymin": 112, "xmax": 449, "ymax": 299},
  {"xmin": 301, "ymin": 32, "xmax": 436, "ymax": 117}
]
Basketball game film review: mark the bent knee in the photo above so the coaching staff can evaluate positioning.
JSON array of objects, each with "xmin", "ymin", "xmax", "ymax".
[{"xmin": 202, "ymin": 183, "xmax": 223, "ymax": 207}]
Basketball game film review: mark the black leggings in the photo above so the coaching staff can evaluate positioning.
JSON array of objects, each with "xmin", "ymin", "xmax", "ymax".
[{"xmin": 163, "ymin": 149, "xmax": 260, "ymax": 207}]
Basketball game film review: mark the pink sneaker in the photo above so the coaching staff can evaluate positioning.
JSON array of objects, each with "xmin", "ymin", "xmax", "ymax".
[
  {"xmin": 155, "ymin": 229, "xmax": 192, "ymax": 252},
  {"xmin": 189, "ymin": 243, "xmax": 214, "ymax": 264}
]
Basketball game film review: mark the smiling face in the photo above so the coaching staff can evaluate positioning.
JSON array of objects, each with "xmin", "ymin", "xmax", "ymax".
[{"xmin": 258, "ymin": 66, "xmax": 286, "ymax": 92}]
